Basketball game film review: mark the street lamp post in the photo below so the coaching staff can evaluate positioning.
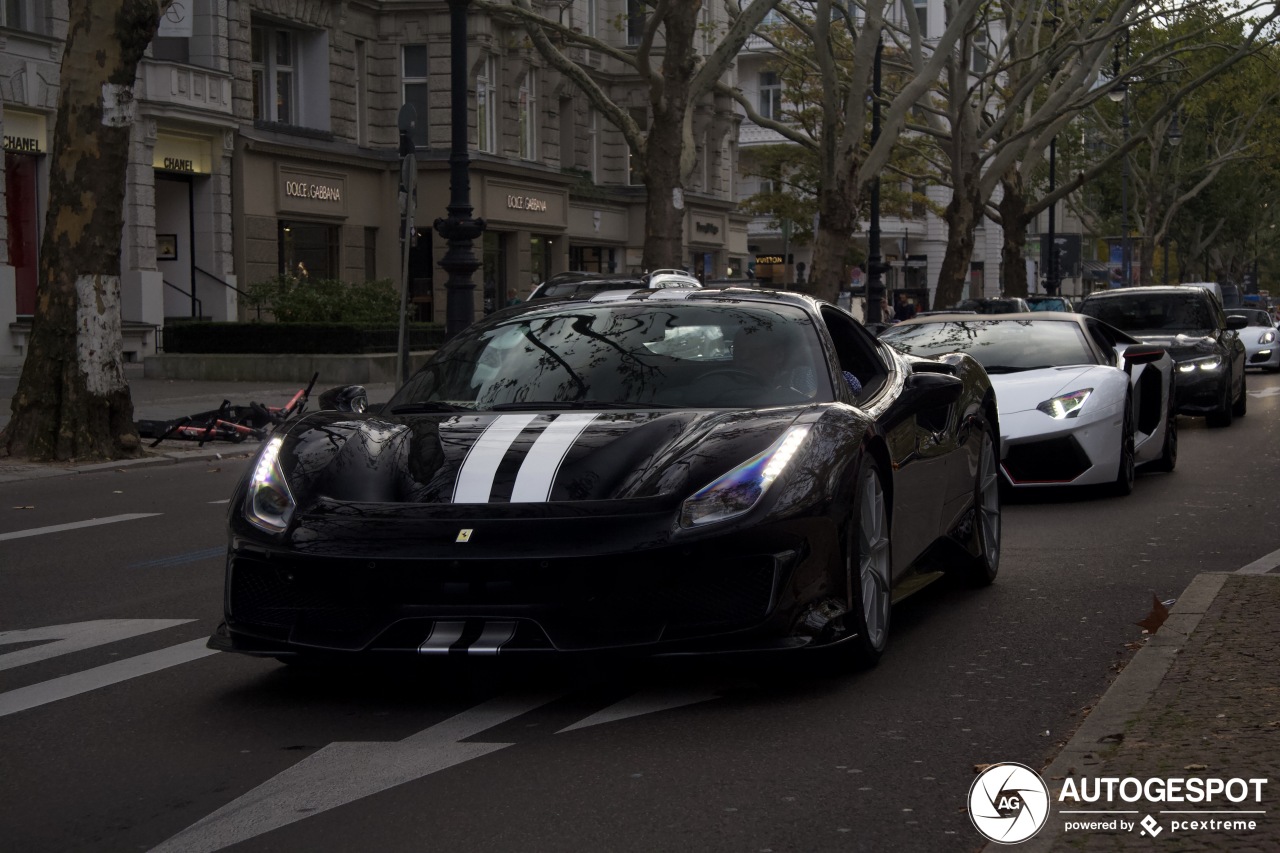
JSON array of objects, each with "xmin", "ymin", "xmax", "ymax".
[
  {"xmin": 1162, "ymin": 113, "xmax": 1181, "ymax": 285},
  {"xmin": 865, "ymin": 36, "xmax": 887, "ymax": 323},
  {"xmin": 433, "ymin": 0, "xmax": 486, "ymax": 340},
  {"xmin": 1110, "ymin": 31, "xmax": 1131, "ymax": 286}
]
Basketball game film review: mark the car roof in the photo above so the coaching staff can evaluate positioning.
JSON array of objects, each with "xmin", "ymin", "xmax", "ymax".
[
  {"xmin": 1082, "ymin": 286, "xmax": 1202, "ymax": 298},
  {"xmin": 509, "ymin": 285, "xmax": 821, "ymax": 314},
  {"xmin": 894, "ymin": 311, "xmax": 1085, "ymax": 324}
]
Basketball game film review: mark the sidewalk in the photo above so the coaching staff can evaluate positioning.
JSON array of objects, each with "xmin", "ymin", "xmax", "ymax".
[
  {"xmin": 0, "ymin": 364, "xmax": 396, "ymax": 483},
  {"xmin": 1010, "ymin": 562, "xmax": 1280, "ymax": 851}
]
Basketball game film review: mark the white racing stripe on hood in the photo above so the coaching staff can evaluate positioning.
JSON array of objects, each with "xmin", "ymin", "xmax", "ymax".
[
  {"xmin": 452, "ymin": 414, "xmax": 538, "ymax": 503},
  {"xmin": 510, "ymin": 413, "xmax": 599, "ymax": 503}
]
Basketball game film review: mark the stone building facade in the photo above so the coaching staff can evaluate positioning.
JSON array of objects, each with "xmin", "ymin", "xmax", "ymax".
[{"xmin": 0, "ymin": 0, "xmax": 751, "ymax": 364}]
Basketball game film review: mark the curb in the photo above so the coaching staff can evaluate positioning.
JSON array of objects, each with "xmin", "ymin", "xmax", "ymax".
[
  {"xmin": 987, "ymin": 571, "xmax": 1235, "ymax": 852},
  {"xmin": 0, "ymin": 444, "xmax": 257, "ymax": 484}
]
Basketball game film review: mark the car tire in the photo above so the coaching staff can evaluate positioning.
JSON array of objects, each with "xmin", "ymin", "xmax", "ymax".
[
  {"xmin": 1206, "ymin": 372, "xmax": 1234, "ymax": 428},
  {"xmin": 1232, "ymin": 373, "xmax": 1248, "ymax": 417},
  {"xmin": 1148, "ymin": 392, "xmax": 1178, "ymax": 473},
  {"xmin": 1111, "ymin": 396, "xmax": 1136, "ymax": 496},
  {"xmin": 840, "ymin": 453, "xmax": 891, "ymax": 670},
  {"xmin": 964, "ymin": 423, "xmax": 1000, "ymax": 587}
]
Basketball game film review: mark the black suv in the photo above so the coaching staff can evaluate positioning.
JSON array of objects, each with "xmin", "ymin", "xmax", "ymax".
[
  {"xmin": 528, "ymin": 269, "xmax": 701, "ymax": 301},
  {"xmin": 1078, "ymin": 286, "xmax": 1248, "ymax": 427}
]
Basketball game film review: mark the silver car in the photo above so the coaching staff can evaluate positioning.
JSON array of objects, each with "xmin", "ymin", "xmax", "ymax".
[{"xmin": 1227, "ymin": 309, "xmax": 1280, "ymax": 372}]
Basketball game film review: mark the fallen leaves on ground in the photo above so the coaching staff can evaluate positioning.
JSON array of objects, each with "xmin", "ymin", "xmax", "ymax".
[{"xmin": 1136, "ymin": 593, "xmax": 1170, "ymax": 634}]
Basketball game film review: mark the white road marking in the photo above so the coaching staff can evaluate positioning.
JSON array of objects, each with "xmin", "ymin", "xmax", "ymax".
[
  {"xmin": 0, "ymin": 512, "xmax": 161, "ymax": 542},
  {"xmin": 0, "ymin": 639, "xmax": 217, "ymax": 718},
  {"xmin": 557, "ymin": 686, "xmax": 721, "ymax": 733},
  {"xmin": 0, "ymin": 619, "xmax": 195, "ymax": 672},
  {"xmin": 1236, "ymin": 545, "xmax": 1280, "ymax": 574},
  {"xmin": 452, "ymin": 414, "xmax": 538, "ymax": 503},
  {"xmin": 510, "ymin": 413, "xmax": 597, "ymax": 502},
  {"xmin": 1248, "ymin": 387, "xmax": 1280, "ymax": 398},
  {"xmin": 208, "ymin": 499, "xmax": 230, "ymax": 504},
  {"xmin": 147, "ymin": 692, "xmax": 563, "ymax": 853}
]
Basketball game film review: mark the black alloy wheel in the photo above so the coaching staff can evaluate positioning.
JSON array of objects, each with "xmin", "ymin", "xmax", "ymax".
[
  {"xmin": 840, "ymin": 453, "xmax": 891, "ymax": 670},
  {"xmin": 965, "ymin": 423, "xmax": 1000, "ymax": 586}
]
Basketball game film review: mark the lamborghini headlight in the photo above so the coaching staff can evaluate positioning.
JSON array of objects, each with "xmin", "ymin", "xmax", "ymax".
[
  {"xmin": 245, "ymin": 436, "xmax": 296, "ymax": 534},
  {"xmin": 1259, "ymin": 330, "xmax": 1276, "ymax": 345},
  {"xmin": 680, "ymin": 425, "xmax": 811, "ymax": 528},
  {"xmin": 1036, "ymin": 388, "xmax": 1093, "ymax": 419},
  {"xmin": 1177, "ymin": 356, "xmax": 1222, "ymax": 373}
]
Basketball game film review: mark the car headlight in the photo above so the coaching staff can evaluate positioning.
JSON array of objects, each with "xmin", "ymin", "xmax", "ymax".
[
  {"xmin": 1036, "ymin": 388, "xmax": 1093, "ymax": 419},
  {"xmin": 1176, "ymin": 356, "xmax": 1222, "ymax": 373},
  {"xmin": 680, "ymin": 425, "xmax": 810, "ymax": 528},
  {"xmin": 1259, "ymin": 330, "xmax": 1276, "ymax": 345},
  {"xmin": 245, "ymin": 436, "xmax": 296, "ymax": 534}
]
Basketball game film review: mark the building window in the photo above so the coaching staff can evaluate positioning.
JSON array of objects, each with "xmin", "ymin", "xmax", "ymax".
[
  {"xmin": 252, "ymin": 25, "xmax": 296, "ymax": 125},
  {"xmin": 364, "ymin": 227, "xmax": 377, "ymax": 280},
  {"xmin": 477, "ymin": 56, "xmax": 496, "ymax": 154},
  {"xmin": 627, "ymin": 107, "xmax": 648, "ymax": 186},
  {"xmin": 971, "ymin": 34, "xmax": 989, "ymax": 74},
  {"xmin": 913, "ymin": 0, "xmax": 928, "ymax": 36},
  {"xmin": 759, "ymin": 71, "xmax": 782, "ymax": 120},
  {"xmin": 518, "ymin": 74, "xmax": 537, "ymax": 160},
  {"xmin": 2, "ymin": 0, "xmax": 45, "ymax": 34},
  {"xmin": 402, "ymin": 44, "xmax": 429, "ymax": 147},
  {"xmin": 626, "ymin": 0, "xmax": 646, "ymax": 45},
  {"xmin": 588, "ymin": 109, "xmax": 599, "ymax": 182},
  {"xmin": 279, "ymin": 220, "xmax": 340, "ymax": 281},
  {"xmin": 355, "ymin": 40, "xmax": 369, "ymax": 146},
  {"xmin": 586, "ymin": 0, "xmax": 597, "ymax": 39}
]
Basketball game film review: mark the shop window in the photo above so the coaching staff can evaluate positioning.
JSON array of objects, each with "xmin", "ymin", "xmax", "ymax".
[
  {"xmin": 252, "ymin": 20, "xmax": 329, "ymax": 130},
  {"xmin": 279, "ymin": 220, "xmax": 340, "ymax": 281},
  {"xmin": 477, "ymin": 57, "xmax": 496, "ymax": 154},
  {"xmin": 2, "ymin": 0, "xmax": 47, "ymax": 34},
  {"xmin": 402, "ymin": 44, "xmax": 429, "ymax": 147},
  {"xmin": 5, "ymin": 152, "xmax": 39, "ymax": 315}
]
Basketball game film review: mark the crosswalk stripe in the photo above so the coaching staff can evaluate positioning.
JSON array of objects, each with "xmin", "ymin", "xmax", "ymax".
[
  {"xmin": 0, "ymin": 619, "xmax": 195, "ymax": 672},
  {"xmin": 0, "ymin": 639, "xmax": 217, "ymax": 718}
]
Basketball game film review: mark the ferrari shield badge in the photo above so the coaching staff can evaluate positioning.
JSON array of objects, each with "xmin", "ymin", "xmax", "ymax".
[{"xmin": 456, "ymin": 529, "xmax": 473, "ymax": 543}]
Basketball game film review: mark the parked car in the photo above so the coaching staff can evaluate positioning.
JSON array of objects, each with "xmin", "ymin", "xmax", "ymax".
[
  {"xmin": 528, "ymin": 269, "xmax": 701, "ymax": 301},
  {"xmin": 1226, "ymin": 308, "xmax": 1280, "ymax": 372},
  {"xmin": 1078, "ymin": 286, "xmax": 1247, "ymax": 427},
  {"xmin": 954, "ymin": 297, "xmax": 1032, "ymax": 313},
  {"xmin": 881, "ymin": 313, "xmax": 1176, "ymax": 494},
  {"xmin": 1026, "ymin": 296, "xmax": 1073, "ymax": 312},
  {"xmin": 211, "ymin": 289, "xmax": 1000, "ymax": 668}
]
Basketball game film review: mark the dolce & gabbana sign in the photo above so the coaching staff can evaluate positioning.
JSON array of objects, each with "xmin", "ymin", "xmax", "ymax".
[
  {"xmin": 278, "ymin": 167, "xmax": 347, "ymax": 216},
  {"xmin": 507, "ymin": 194, "xmax": 548, "ymax": 212}
]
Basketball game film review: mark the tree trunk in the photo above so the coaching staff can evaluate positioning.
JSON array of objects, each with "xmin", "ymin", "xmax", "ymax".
[
  {"xmin": 933, "ymin": 188, "xmax": 982, "ymax": 309},
  {"xmin": 997, "ymin": 178, "xmax": 1031, "ymax": 298},
  {"xmin": 1, "ymin": 0, "xmax": 163, "ymax": 461},
  {"xmin": 807, "ymin": 165, "xmax": 860, "ymax": 303},
  {"xmin": 640, "ymin": 2, "xmax": 699, "ymax": 272}
]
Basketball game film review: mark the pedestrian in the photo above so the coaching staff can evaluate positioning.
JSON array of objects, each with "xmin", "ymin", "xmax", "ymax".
[
  {"xmin": 879, "ymin": 297, "xmax": 896, "ymax": 324},
  {"xmin": 894, "ymin": 292, "xmax": 916, "ymax": 322}
]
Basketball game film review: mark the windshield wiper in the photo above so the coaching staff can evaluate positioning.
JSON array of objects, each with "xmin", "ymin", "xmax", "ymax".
[
  {"xmin": 490, "ymin": 400, "xmax": 673, "ymax": 411},
  {"xmin": 389, "ymin": 402, "xmax": 471, "ymax": 414}
]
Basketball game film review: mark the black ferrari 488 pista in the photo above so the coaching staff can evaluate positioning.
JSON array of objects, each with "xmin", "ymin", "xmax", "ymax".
[{"xmin": 210, "ymin": 288, "xmax": 1000, "ymax": 668}]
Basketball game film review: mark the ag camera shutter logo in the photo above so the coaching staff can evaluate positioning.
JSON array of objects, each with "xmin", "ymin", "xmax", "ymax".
[{"xmin": 969, "ymin": 762, "xmax": 1051, "ymax": 844}]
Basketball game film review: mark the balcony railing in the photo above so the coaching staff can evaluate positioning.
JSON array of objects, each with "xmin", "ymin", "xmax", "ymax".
[{"xmin": 137, "ymin": 61, "xmax": 233, "ymax": 116}]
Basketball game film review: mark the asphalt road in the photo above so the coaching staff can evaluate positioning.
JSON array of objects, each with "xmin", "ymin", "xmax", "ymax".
[{"xmin": 2, "ymin": 372, "xmax": 1278, "ymax": 853}]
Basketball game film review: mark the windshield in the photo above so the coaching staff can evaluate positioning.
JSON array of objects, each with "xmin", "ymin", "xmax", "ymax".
[
  {"xmin": 956, "ymin": 299, "xmax": 1027, "ymax": 314},
  {"xmin": 1227, "ymin": 309, "xmax": 1272, "ymax": 327},
  {"xmin": 1079, "ymin": 293, "xmax": 1215, "ymax": 333},
  {"xmin": 388, "ymin": 303, "xmax": 833, "ymax": 410},
  {"xmin": 880, "ymin": 319, "xmax": 1095, "ymax": 372},
  {"xmin": 1029, "ymin": 298, "xmax": 1070, "ymax": 312}
]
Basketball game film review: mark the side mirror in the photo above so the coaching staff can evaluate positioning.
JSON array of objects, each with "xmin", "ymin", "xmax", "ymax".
[
  {"xmin": 1226, "ymin": 315, "xmax": 1248, "ymax": 330},
  {"xmin": 318, "ymin": 385, "xmax": 368, "ymax": 413},
  {"xmin": 902, "ymin": 370, "xmax": 963, "ymax": 410},
  {"xmin": 1122, "ymin": 345, "xmax": 1166, "ymax": 365}
]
